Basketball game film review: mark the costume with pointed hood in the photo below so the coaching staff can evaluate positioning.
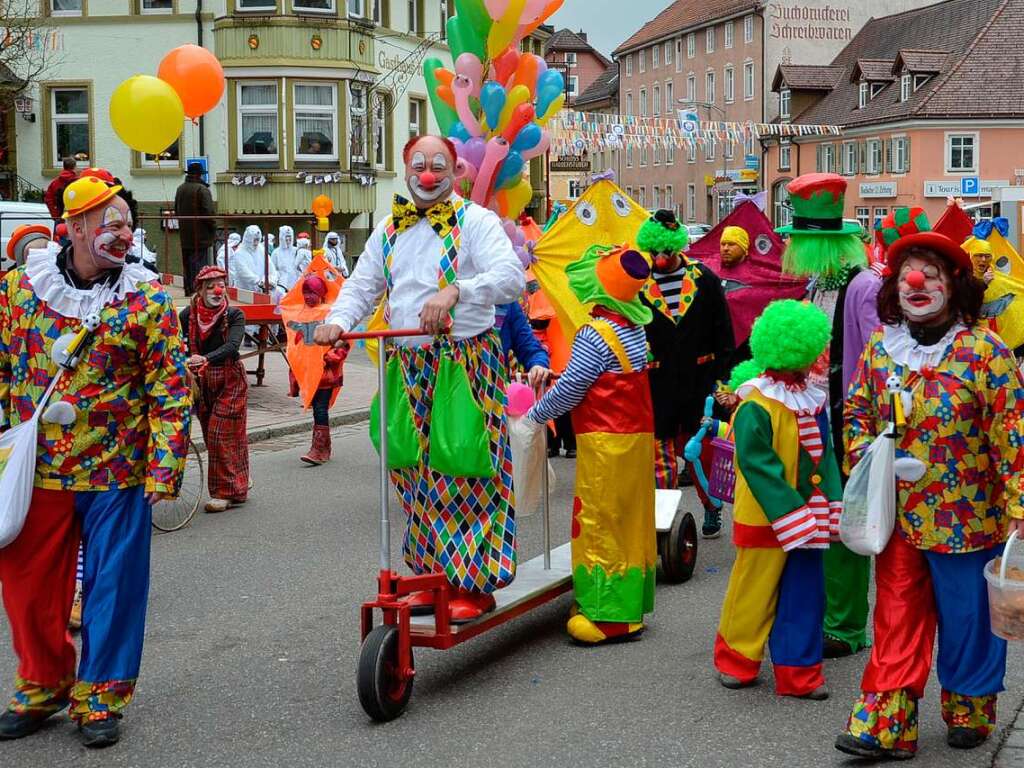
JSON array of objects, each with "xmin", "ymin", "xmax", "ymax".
[
  {"xmin": 322, "ymin": 231, "xmax": 349, "ymax": 277},
  {"xmin": 530, "ymin": 244, "xmax": 657, "ymax": 645},
  {"xmin": 271, "ymin": 225, "xmax": 302, "ymax": 293},
  {"xmin": 216, "ymin": 232, "xmax": 241, "ymax": 270}
]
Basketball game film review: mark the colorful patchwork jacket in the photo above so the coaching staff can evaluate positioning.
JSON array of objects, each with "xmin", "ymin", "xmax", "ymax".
[
  {"xmin": 845, "ymin": 324, "xmax": 1024, "ymax": 553},
  {"xmin": 0, "ymin": 251, "xmax": 190, "ymax": 495},
  {"xmin": 731, "ymin": 380, "xmax": 843, "ymax": 550}
]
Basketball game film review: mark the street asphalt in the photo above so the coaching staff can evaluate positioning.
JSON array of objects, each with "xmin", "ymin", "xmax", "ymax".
[{"xmin": 1, "ymin": 423, "xmax": 1021, "ymax": 767}]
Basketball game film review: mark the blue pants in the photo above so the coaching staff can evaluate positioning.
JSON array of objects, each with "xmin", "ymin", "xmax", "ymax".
[
  {"xmin": 770, "ymin": 548, "xmax": 826, "ymax": 688},
  {"xmin": 312, "ymin": 388, "xmax": 332, "ymax": 427}
]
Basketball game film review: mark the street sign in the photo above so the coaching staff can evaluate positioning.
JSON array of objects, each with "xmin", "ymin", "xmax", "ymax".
[{"xmin": 961, "ymin": 176, "xmax": 980, "ymax": 196}]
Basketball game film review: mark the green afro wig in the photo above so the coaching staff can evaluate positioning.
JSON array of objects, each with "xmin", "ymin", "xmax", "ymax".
[
  {"xmin": 782, "ymin": 232, "xmax": 867, "ymax": 278},
  {"xmin": 636, "ymin": 211, "xmax": 689, "ymax": 255},
  {"xmin": 727, "ymin": 360, "xmax": 764, "ymax": 392},
  {"xmin": 750, "ymin": 299, "xmax": 831, "ymax": 372}
]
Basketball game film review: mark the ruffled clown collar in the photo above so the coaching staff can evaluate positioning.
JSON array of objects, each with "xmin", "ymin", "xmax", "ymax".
[
  {"xmin": 881, "ymin": 322, "xmax": 966, "ymax": 373},
  {"xmin": 737, "ymin": 374, "xmax": 827, "ymax": 415}
]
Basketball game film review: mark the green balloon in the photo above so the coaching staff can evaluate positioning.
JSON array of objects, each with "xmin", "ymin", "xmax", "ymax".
[
  {"xmin": 423, "ymin": 58, "xmax": 458, "ymax": 136},
  {"xmin": 447, "ymin": 14, "xmax": 486, "ymax": 63},
  {"xmin": 454, "ymin": 0, "xmax": 492, "ymax": 40}
]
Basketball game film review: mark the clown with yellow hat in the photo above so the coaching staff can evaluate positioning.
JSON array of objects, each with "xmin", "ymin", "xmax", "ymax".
[{"xmin": 528, "ymin": 243, "xmax": 657, "ymax": 644}]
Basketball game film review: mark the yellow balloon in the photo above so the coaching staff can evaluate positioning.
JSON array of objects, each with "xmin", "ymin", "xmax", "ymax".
[
  {"xmin": 538, "ymin": 93, "xmax": 565, "ymax": 126},
  {"xmin": 505, "ymin": 177, "xmax": 533, "ymax": 221},
  {"xmin": 110, "ymin": 75, "xmax": 184, "ymax": 155},
  {"xmin": 496, "ymin": 85, "xmax": 531, "ymax": 135},
  {"xmin": 487, "ymin": 0, "xmax": 526, "ymax": 59}
]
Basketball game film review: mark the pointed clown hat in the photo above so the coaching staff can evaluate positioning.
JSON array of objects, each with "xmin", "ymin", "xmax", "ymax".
[{"xmin": 567, "ymin": 243, "xmax": 653, "ymax": 326}]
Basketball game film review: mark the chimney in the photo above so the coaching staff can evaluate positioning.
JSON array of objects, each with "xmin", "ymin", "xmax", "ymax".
[{"xmin": 578, "ymin": 30, "xmax": 587, "ymax": 42}]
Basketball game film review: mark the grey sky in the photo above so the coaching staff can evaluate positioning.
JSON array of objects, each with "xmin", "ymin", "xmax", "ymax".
[{"xmin": 549, "ymin": 0, "xmax": 670, "ymax": 56}]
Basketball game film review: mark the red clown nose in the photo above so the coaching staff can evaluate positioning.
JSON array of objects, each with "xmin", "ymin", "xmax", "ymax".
[
  {"xmin": 418, "ymin": 171, "xmax": 439, "ymax": 190},
  {"xmin": 213, "ymin": 285, "xmax": 225, "ymax": 297},
  {"xmin": 905, "ymin": 270, "xmax": 926, "ymax": 290}
]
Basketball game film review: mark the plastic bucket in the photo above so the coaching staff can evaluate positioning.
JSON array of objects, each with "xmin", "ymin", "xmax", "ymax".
[
  {"xmin": 985, "ymin": 530, "xmax": 1024, "ymax": 641},
  {"xmin": 708, "ymin": 437, "xmax": 736, "ymax": 504}
]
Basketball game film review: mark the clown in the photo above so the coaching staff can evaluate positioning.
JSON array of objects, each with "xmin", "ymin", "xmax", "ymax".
[
  {"xmin": 316, "ymin": 134, "xmax": 524, "ymax": 623},
  {"xmin": 528, "ymin": 244, "xmax": 656, "ymax": 644},
  {"xmin": 0, "ymin": 174, "xmax": 189, "ymax": 747},
  {"xmin": 179, "ymin": 266, "xmax": 250, "ymax": 514},
  {"xmin": 714, "ymin": 299, "xmax": 840, "ymax": 700},
  {"xmin": 637, "ymin": 209, "xmax": 734, "ymax": 538},
  {"xmin": 835, "ymin": 214, "xmax": 1024, "ymax": 760}
]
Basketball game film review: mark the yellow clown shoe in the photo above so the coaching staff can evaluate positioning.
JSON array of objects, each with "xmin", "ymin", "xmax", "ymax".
[{"xmin": 566, "ymin": 613, "xmax": 645, "ymax": 645}]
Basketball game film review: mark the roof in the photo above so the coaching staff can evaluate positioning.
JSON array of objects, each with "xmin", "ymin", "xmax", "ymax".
[
  {"xmin": 893, "ymin": 49, "xmax": 950, "ymax": 74},
  {"xmin": 850, "ymin": 59, "xmax": 896, "ymax": 82},
  {"xmin": 772, "ymin": 65, "xmax": 845, "ymax": 92},
  {"xmin": 613, "ymin": 0, "xmax": 759, "ymax": 56},
  {"xmin": 785, "ymin": 0, "xmax": 1022, "ymax": 128},
  {"xmin": 575, "ymin": 63, "xmax": 619, "ymax": 109},
  {"xmin": 545, "ymin": 28, "xmax": 613, "ymax": 66}
]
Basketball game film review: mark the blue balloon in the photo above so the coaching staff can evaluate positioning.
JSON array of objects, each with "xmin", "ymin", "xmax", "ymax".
[
  {"xmin": 510, "ymin": 123, "xmax": 542, "ymax": 153},
  {"xmin": 494, "ymin": 151, "xmax": 524, "ymax": 190},
  {"xmin": 448, "ymin": 121, "xmax": 471, "ymax": 142},
  {"xmin": 479, "ymin": 81, "xmax": 506, "ymax": 131},
  {"xmin": 536, "ymin": 70, "xmax": 564, "ymax": 96},
  {"xmin": 536, "ymin": 85, "xmax": 564, "ymax": 121}
]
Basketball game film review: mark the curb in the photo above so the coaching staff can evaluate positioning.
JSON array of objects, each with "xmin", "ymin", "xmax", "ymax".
[{"xmin": 191, "ymin": 407, "xmax": 371, "ymax": 453}]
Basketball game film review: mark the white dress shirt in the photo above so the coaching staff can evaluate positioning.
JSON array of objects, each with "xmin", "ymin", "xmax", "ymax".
[{"xmin": 327, "ymin": 197, "xmax": 525, "ymax": 346}]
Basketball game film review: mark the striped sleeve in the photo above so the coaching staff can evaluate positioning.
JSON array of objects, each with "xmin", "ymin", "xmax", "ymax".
[{"xmin": 529, "ymin": 325, "xmax": 610, "ymax": 423}]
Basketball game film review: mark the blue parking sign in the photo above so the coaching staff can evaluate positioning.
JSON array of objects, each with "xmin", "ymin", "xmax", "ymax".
[
  {"xmin": 186, "ymin": 157, "xmax": 209, "ymax": 184},
  {"xmin": 961, "ymin": 176, "xmax": 980, "ymax": 196}
]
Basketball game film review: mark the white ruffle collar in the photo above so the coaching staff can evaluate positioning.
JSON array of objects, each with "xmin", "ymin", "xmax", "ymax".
[
  {"xmin": 24, "ymin": 246, "xmax": 154, "ymax": 320},
  {"xmin": 737, "ymin": 376, "xmax": 828, "ymax": 415},
  {"xmin": 881, "ymin": 322, "xmax": 966, "ymax": 373}
]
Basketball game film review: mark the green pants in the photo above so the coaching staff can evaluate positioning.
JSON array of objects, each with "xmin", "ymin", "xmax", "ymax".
[{"xmin": 824, "ymin": 541, "xmax": 870, "ymax": 652}]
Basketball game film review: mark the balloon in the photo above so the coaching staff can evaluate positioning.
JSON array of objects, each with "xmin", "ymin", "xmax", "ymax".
[
  {"xmin": 424, "ymin": 58, "xmax": 458, "ymax": 136},
  {"xmin": 501, "ymin": 102, "xmax": 535, "ymax": 144},
  {"xmin": 157, "ymin": 44, "xmax": 225, "ymax": 121},
  {"xmin": 488, "ymin": 0, "xmax": 526, "ymax": 58},
  {"xmin": 311, "ymin": 194, "xmax": 333, "ymax": 218},
  {"xmin": 504, "ymin": 177, "xmax": 534, "ymax": 220},
  {"xmin": 518, "ymin": 0, "xmax": 564, "ymax": 42},
  {"xmin": 511, "ymin": 123, "xmax": 542, "ymax": 152},
  {"xmin": 462, "ymin": 136, "xmax": 488, "ymax": 168},
  {"xmin": 521, "ymin": 132, "xmax": 550, "ymax": 161},
  {"xmin": 479, "ymin": 81, "xmax": 506, "ymax": 133},
  {"xmin": 452, "ymin": 75, "xmax": 483, "ymax": 137},
  {"xmin": 513, "ymin": 245, "xmax": 531, "ymax": 269},
  {"xmin": 492, "ymin": 47, "xmax": 520, "ymax": 87},
  {"xmin": 109, "ymin": 75, "xmax": 184, "ymax": 155},
  {"xmin": 457, "ymin": 160, "xmax": 478, "ymax": 184},
  {"xmin": 449, "ymin": 121, "xmax": 472, "ymax": 142},
  {"xmin": 521, "ymin": 0, "xmax": 548, "ymax": 20},
  {"xmin": 472, "ymin": 137, "xmax": 509, "ymax": 205},
  {"xmin": 437, "ymin": 84, "xmax": 456, "ymax": 109},
  {"xmin": 506, "ymin": 382, "xmax": 535, "ymax": 417},
  {"xmin": 454, "ymin": 0, "xmax": 493, "ymax": 39},
  {"xmin": 536, "ymin": 70, "xmax": 564, "ymax": 115},
  {"xmin": 512, "ymin": 54, "xmax": 541, "ymax": 97},
  {"xmin": 454, "ymin": 53, "xmax": 484, "ymax": 98},
  {"xmin": 483, "ymin": 0, "xmax": 510, "ymax": 19},
  {"xmin": 496, "ymin": 84, "xmax": 531, "ymax": 134},
  {"xmin": 538, "ymin": 93, "xmax": 565, "ymax": 125},
  {"xmin": 446, "ymin": 14, "xmax": 486, "ymax": 64},
  {"xmin": 435, "ymin": 68, "xmax": 455, "ymax": 88},
  {"xmin": 494, "ymin": 150, "xmax": 524, "ymax": 190}
]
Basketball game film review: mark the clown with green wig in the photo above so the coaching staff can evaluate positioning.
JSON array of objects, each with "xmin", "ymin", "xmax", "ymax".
[
  {"xmin": 777, "ymin": 172, "xmax": 871, "ymax": 661},
  {"xmin": 528, "ymin": 243, "xmax": 657, "ymax": 645},
  {"xmin": 714, "ymin": 299, "xmax": 842, "ymax": 699}
]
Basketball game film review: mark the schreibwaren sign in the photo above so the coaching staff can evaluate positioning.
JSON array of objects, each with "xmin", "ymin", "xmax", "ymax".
[{"xmin": 767, "ymin": 3, "xmax": 853, "ymax": 40}]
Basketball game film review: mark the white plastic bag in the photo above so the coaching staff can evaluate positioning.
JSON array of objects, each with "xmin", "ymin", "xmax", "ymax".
[
  {"xmin": 0, "ymin": 419, "xmax": 41, "ymax": 548},
  {"xmin": 840, "ymin": 428, "xmax": 896, "ymax": 556},
  {"xmin": 508, "ymin": 415, "xmax": 555, "ymax": 518}
]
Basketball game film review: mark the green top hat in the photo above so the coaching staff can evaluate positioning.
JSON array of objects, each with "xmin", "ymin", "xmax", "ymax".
[{"xmin": 776, "ymin": 172, "xmax": 862, "ymax": 237}]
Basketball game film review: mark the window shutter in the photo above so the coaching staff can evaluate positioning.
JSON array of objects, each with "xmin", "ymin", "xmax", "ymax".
[
  {"xmin": 816, "ymin": 143, "xmax": 823, "ymax": 172},
  {"xmin": 858, "ymin": 142, "xmax": 866, "ymax": 174},
  {"xmin": 884, "ymin": 139, "xmax": 892, "ymax": 174},
  {"xmin": 904, "ymin": 136, "xmax": 911, "ymax": 172}
]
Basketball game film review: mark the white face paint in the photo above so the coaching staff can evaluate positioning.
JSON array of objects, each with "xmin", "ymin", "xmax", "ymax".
[
  {"xmin": 897, "ymin": 255, "xmax": 950, "ymax": 323},
  {"xmin": 88, "ymin": 202, "xmax": 133, "ymax": 266},
  {"xmin": 201, "ymin": 278, "xmax": 227, "ymax": 308},
  {"xmin": 405, "ymin": 138, "xmax": 456, "ymax": 209}
]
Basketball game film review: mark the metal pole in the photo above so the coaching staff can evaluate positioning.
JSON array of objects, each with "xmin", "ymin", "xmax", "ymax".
[
  {"xmin": 537, "ymin": 382, "xmax": 552, "ymax": 570},
  {"xmin": 377, "ymin": 344, "xmax": 391, "ymax": 572}
]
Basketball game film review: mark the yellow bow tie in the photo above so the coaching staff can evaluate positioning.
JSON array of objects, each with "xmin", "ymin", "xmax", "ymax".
[{"xmin": 392, "ymin": 196, "xmax": 457, "ymax": 239}]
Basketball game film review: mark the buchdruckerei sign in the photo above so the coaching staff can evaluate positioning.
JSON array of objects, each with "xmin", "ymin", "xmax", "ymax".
[
  {"xmin": 924, "ymin": 180, "xmax": 1009, "ymax": 198},
  {"xmin": 860, "ymin": 182, "xmax": 897, "ymax": 199}
]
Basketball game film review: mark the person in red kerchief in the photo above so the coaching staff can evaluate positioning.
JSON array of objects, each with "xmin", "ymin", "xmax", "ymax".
[{"xmin": 178, "ymin": 265, "xmax": 250, "ymax": 513}]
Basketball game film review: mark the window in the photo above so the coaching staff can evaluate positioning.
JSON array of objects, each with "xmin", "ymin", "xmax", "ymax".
[
  {"xmin": 237, "ymin": 82, "xmax": 279, "ymax": 161},
  {"xmin": 705, "ymin": 139, "xmax": 715, "ymax": 161},
  {"xmin": 744, "ymin": 14, "xmax": 754, "ymax": 43},
  {"xmin": 842, "ymin": 141, "xmax": 857, "ymax": 175},
  {"xmin": 665, "ymin": 184, "xmax": 673, "ymax": 213},
  {"xmin": 666, "ymin": 141, "xmax": 675, "ymax": 165},
  {"xmin": 239, "ymin": 0, "xmax": 276, "ymax": 11},
  {"xmin": 858, "ymin": 82, "xmax": 869, "ymax": 109},
  {"xmin": 947, "ymin": 134, "xmax": 976, "ymax": 172},
  {"xmin": 686, "ymin": 74, "xmax": 695, "ymax": 102},
  {"xmin": 856, "ymin": 207, "xmax": 870, "ymax": 231},
  {"xmin": 639, "ymin": 88, "xmax": 647, "ymax": 116},
  {"xmin": 653, "ymin": 145, "xmax": 661, "ymax": 165},
  {"xmin": 870, "ymin": 82, "xmax": 885, "ymax": 98},
  {"xmin": 49, "ymin": 87, "xmax": 90, "ymax": 165},
  {"xmin": 706, "ymin": 27, "xmax": 715, "ymax": 53},
  {"xmin": 725, "ymin": 21, "xmax": 734, "ymax": 48},
  {"xmin": 744, "ymin": 61, "xmax": 755, "ymax": 101},
  {"xmin": 440, "ymin": 0, "xmax": 452, "ymax": 38},
  {"xmin": 140, "ymin": 0, "xmax": 173, "ymax": 14},
  {"xmin": 873, "ymin": 208, "xmax": 889, "ymax": 230},
  {"xmin": 705, "ymin": 70, "xmax": 715, "ymax": 104},
  {"xmin": 408, "ymin": 0, "xmax": 421, "ymax": 33},
  {"xmin": 823, "ymin": 143, "xmax": 836, "ymax": 173},
  {"xmin": 568, "ymin": 180, "xmax": 583, "ymax": 200},
  {"xmin": 625, "ymin": 91, "xmax": 633, "ymax": 116},
  {"xmin": 664, "ymin": 41, "xmax": 672, "ymax": 66},
  {"xmin": 294, "ymin": 83, "xmax": 338, "ymax": 161},
  {"xmin": 348, "ymin": 82, "xmax": 369, "ymax": 165},
  {"xmin": 779, "ymin": 139, "xmax": 791, "ymax": 170},
  {"xmin": 142, "ymin": 139, "xmax": 180, "ymax": 167},
  {"xmin": 687, "ymin": 33, "xmax": 695, "ymax": 58},
  {"xmin": 779, "ymin": 87, "xmax": 790, "ymax": 119},
  {"xmin": 892, "ymin": 136, "xmax": 909, "ymax": 173},
  {"xmin": 568, "ymin": 76, "xmax": 579, "ymax": 98},
  {"xmin": 640, "ymin": 146, "xmax": 648, "ymax": 167},
  {"xmin": 626, "ymin": 145, "xmax": 633, "ymax": 167},
  {"xmin": 625, "ymin": 54, "xmax": 633, "ymax": 77},
  {"xmin": 347, "ymin": 0, "xmax": 383, "ymax": 22},
  {"xmin": 408, "ymin": 96, "xmax": 425, "ymax": 139},
  {"xmin": 639, "ymin": 48, "xmax": 646, "ymax": 73},
  {"xmin": 687, "ymin": 183, "xmax": 696, "ymax": 221},
  {"xmin": 653, "ymin": 186, "xmax": 661, "ymax": 209},
  {"xmin": 676, "ymin": 39, "xmax": 683, "ymax": 72},
  {"xmin": 866, "ymin": 138, "xmax": 882, "ymax": 174},
  {"xmin": 626, "ymin": 186, "xmax": 633, "ymax": 198},
  {"xmin": 914, "ymin": 74, "xmax": 930, "ymax": 91},
  {"xmin": 723, "ymin": 140, "xmax": 733, "ymax": 160},
  {"xmin": 652, "ymin": 45, "xmax": 659, "ymax": 69},
  {"xmin": 565, "ymin": 52, "xmax": 577, "ymax": 66},
  {"xmin": 665, "ymin": 81, "xmax": 673, "ymax": 114},
  {"xmin": 724, "ymin": 66, "xmax": 735, "ymax": 103},
  {"xmin": 637, "ymin": 187, "xmax": 646, "ymax": 208},
  {"xmin": 372, "ymin": 92, "xmax": 392, "ymax": 169},
  {"xmin": 687, "ymin": 142, "xmax": 696, "ymax": 163},
  {"xmin": 50, "ymin": 0, "xmax": 82, "ymax": 15},
  {"xmin": 900, "ymin": 74, "xmax": 911, "ymax": 102},
  {"xmin": 652, "ymin": 84, "xmax": 660, "ymax": 115},
  {"xmin": 773, "ymin": 180, "xmax": 791, "ymax": 228}
]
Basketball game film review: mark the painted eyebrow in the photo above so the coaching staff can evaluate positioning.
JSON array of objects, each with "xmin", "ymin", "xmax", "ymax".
[
  {"xmin": 431, "ymin": 153, "xmax": 449, "ymax": 166},
  {"xmin": 411, "ymin": 152, "xmax": 426, "ymax": 166}
]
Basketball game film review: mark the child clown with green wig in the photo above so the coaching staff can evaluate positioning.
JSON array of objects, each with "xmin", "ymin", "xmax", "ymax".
[{"xmin": 713, "ymin": 299, "xmax": 842, "ymax": 700}]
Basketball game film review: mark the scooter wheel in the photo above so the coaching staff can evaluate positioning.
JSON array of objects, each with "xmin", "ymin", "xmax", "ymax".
[
  {"xmin": 659, "ymin": 510, "xmax": 698, "ymax": 584},
  {"xmin": 357, "ymin": 625, "xmax": 413, "ymax": 722}
]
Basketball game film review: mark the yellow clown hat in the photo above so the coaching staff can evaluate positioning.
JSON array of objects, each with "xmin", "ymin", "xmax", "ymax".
[{"xmin": 63, "ymin": 176, "xmax": 122, "ymax": 219}]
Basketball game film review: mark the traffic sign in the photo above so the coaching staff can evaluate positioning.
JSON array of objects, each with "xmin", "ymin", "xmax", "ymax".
[{"xmin": 961, "ymin": 176, "xmax": 980, "ymax": 196}]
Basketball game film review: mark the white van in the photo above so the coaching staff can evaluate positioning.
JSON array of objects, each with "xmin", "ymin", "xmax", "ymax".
[{"xmin": 0, "ymin": 201, "xmax": 52, "ymax": 271}]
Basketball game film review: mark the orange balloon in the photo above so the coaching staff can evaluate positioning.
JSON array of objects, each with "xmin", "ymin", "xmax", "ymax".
[
  {"xmin": 437, "ymin": 84, "xmax": 456, "ymax": 109},
  {"xmin": 158, "ymin": 44, "xmax": 225, "ymax": 121},
  {"xmin": 512, "ymin": 54, "xmax": 540, "ymax": 97},
  {"xmin": 435, "ymin": 68, "xmax": 455, "ymax": 87},
  {"xmin": 311, "ymin": 194, "xmax": 333, "ymax": 218}
]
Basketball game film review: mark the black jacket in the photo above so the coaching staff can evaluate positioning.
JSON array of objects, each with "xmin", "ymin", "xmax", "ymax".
[
  {"xmin": 642, "ymin": 263, "xmax": 735, "ymax": 440},
  {"xmin": 179, "ymin": 306, "xmax": 245, "ymax": 364},
  {"xmin": 174, "ymin": 179, "xmax": 216, "ymax": 250}
]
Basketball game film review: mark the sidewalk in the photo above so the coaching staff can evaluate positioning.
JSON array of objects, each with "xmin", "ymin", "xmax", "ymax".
[{"xmin": 995, "ymin": 703, "xmax": 1024, "ymax": 767}]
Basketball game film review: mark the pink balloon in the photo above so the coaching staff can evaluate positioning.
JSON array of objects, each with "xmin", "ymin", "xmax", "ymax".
[
  {"xmin": 454, "ymin": 53, "xmax": 484, "ymax": 98},
  {"xmin": 521, "ymin": 132, "xmax": 550, "ymax": 161},
  {"xmin": 484, "ymin": 0, "xmax": 510, "ymax": 20},
  {"xmin": 452, "ymin": 75, "xmax": 483, "ymax": 138},
  {"xmin": 461, "ymin": 137, "xmax": 487, "ymax": 169},
  {"xmin": 472, "ymin": 137, "xmax": 510, "ymax": 206},
  {"xmin": 507, "ymin": 382, "xmax": 535, "ymax": 417}
]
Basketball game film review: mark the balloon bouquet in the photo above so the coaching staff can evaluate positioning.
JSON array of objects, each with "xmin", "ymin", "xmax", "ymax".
[
  {"xmin": 109, "ymin": 44, "xmax": 225, "ymax": 158},
  {"xmin": 423, "ymin": 0, "xmax": 566, "ymax": 269}
]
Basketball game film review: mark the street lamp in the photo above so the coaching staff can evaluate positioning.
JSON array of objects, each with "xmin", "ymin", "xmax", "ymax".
[{"xmin": 679, "ymin": 98, "xmax": 731, "ymax": 222}]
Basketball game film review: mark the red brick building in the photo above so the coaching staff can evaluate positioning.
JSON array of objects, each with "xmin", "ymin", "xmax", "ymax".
[{"xmin": 544, "ymin": 29, "xmax": 612, "ymax": 107}]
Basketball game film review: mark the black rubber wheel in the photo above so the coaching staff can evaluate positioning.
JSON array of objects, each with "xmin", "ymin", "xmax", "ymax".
[
  {"xmin": 659, "ymin": 510, "xmax": 698, "ymax": 584},
  {"xmin": 357, "ymin": 625, "xmax": 413, "ymax": 722}
]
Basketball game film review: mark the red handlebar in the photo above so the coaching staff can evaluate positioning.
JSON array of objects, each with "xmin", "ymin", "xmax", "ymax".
[{"xmin": 337, "ymin": 328, "xmax": 431, "ymax": 341}]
